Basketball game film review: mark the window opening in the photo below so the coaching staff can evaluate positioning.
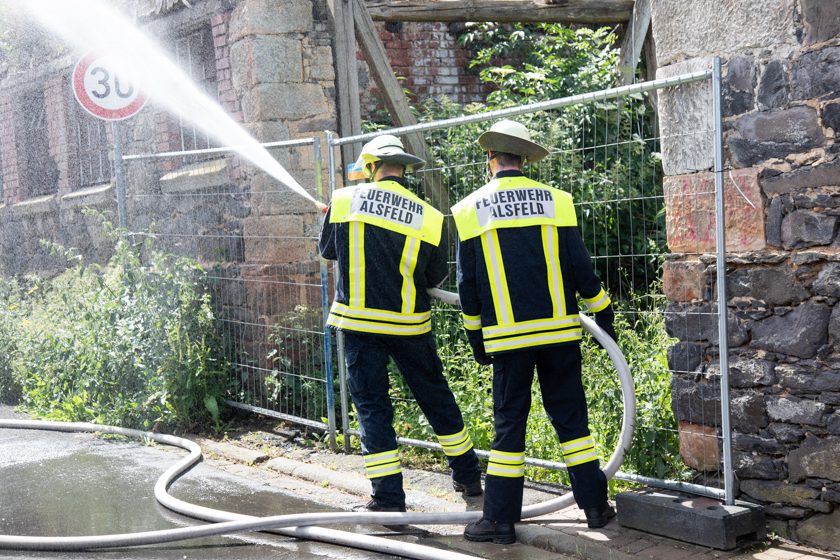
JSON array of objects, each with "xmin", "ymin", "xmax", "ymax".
[
  {"xmin": 18, "ymin": 87, "xmax": 58, "ymax": 198},
  {"xmin": 73, "ymin": 92, "xmax": 113, "ymax": 188},
  {"xmin": 174, "ymin": 25, "xmax": 218, "ymax": 162}
]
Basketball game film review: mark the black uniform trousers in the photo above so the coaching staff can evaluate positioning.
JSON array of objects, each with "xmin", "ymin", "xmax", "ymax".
[
  {"xmin": 343, "ymin": 330, "xmax": 482, "ymax": 507},
  {"xmin": 484, "ymin": 344, "xmax": 608, "ymax": 523}
]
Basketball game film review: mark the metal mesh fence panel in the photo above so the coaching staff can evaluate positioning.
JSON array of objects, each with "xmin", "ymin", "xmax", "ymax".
[
  {"xmin": 331, "ymin": 71, "xmax": 729, "ymax": 497},
  {"xmin": 123, "ymin": 140, "xmax": 335, "ymax": 434}
]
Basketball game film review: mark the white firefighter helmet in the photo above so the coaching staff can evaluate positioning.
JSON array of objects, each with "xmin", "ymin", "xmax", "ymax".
[
  {"xmin": 354, "ymin": 134, "xmax": 425, "ymax": 178},
  {"xmin": 477, "ymin": 119, "xmax": 549, "ymax": 163}
]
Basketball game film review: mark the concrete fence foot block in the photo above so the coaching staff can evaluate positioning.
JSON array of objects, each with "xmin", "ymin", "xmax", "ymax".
[{"xmin": 616, "ymin": 488, "xmax": 765, "ymax": 550}]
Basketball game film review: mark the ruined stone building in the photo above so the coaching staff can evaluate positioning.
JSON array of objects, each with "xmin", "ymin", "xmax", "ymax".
[{"xmin": 0, "ymin": 0, "xmax": 837, "ymax": 549}]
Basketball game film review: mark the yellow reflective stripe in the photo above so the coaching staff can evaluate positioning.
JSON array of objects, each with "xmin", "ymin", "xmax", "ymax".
[
  {"xmin": 564, "ymin": 450, "xmax": 599, "ymax": 467},
  {"xmin": 481, "ymin": 230, "xmax": 513, "ymax": 324},
  {"xmin": 583, "ymin": 288, "xmax": 611, "ymax": 313},
  {"xmin": 483, "ymin": 315, "xmax": 580, "ymax": 338},
  {"xmin": 561, "ymin": 436, "xmax": 598, "ymax": 467},
  {"xmin": 364, "ymin": 449, "xmax": 400, "ymax": 463},
  {"xmin": 330, "ymin": 181, "xmax": 444, "ymax": 246},
  {"xmin": 483, "ymin": 329, "xmax": 583, "ymax": 353},
  {"xmin": 349, "ymin": 222, "xmax": 365, "ymax": 308},
  {"xmin": 462, "ymin": 312, "xmax": 482, "ymax": 330},
  {"xmin": 487, "ymin": 463, "xmax": 525, "ymax": 478},
  {"xmin": 399, "ymin": 237, "xmax": 421, "ymax": 314},
  {"xmin": 368, "ymin": 466, "xmax": 402, "ymax": 478},
  {"xmin": 329, "ymin": 302, "xmax": 431, "ymax": 323},
  {"xmin": 366, "ymin": 465, "xmax": 402, "ymax": 478},
  {"xmin": 436, "ymin": 428, "xmax": 474, "ymax": 457},
  {"xmin": 489, "ymin": 449, "xmax": 525, "ymax": 463},
  {"xmin": 437, "ymin": 427, "xmax": 468, "ymax": 444},
  {"xmin": 541, "ymin": 225, "xmax": 565, "ymax": 316},
  {"xmin": 365, "ymin": 462, "xmax": 402, "ymax": 478},
  {"xmin": 327, "ymin": 315, "xmax": 431, "ymax": 336},
  {"xmin": 561, "ymin": 435, "xmax": 595, "ymax": 453},
  {"xmin": 364, "ymin": 449, "xmax": 401, "ymax": 478},
  {"xmin": 487, "ymin": 449, "xmax": 525, "ymax": 478}
]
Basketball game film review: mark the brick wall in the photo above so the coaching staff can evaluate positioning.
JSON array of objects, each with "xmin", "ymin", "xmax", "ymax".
[
  {"xmin": 212, "ymin": 12, "xmax": 240, "ymax": 120},
  {"xmin": 153, "ymin": 15, "xmax": 239, "ymax": 176},
  {"xmin": 0, "ymin": 93, "xmax": 20, "ymax": 205},
  {"xmin": 358, "ymin": 21, "xmax": 489, "ymax": 118},
  {"xmin": 211, "ymin": 11, "xmax": 243, "ymax": 183},
  {"xmin": 44, "ymin": 75, "xmax": 75, "ymax": 196}
]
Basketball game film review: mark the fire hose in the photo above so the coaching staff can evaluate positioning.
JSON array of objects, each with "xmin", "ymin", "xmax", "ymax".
[{"xmin": 0, "ymin": 292, "xmax": 634, "ymax": 560}]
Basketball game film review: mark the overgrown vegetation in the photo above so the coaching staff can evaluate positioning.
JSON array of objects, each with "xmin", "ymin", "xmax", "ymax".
[
  {"xmin": 0, "ymin": 217, "xmax": 230, "ymax": 432},
  {"xmin": 265, "ymin": 305, "xmax": 334, "ymax": 420},
  {"xmin": 361, "ymin": 23, "xmax": 685, "ymax": 486},
  {"xmin": 384, "ymin": 296, "xmax": 687, "ymax": 489}
]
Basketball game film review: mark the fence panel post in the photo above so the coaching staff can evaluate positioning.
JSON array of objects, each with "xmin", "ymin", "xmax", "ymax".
[
  {"xmin": 712, "ymin": 56, "xmax": 735, "ymax": 506},
  {"xmin": 315, "ymin": 136, "xmax": 337, "ymax": 451}
]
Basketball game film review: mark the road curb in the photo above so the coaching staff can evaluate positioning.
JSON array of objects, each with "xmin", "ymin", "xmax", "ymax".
[
  {"xmin": 194, "ymin": 437, "xmax": 269, "ymax": 465},
  {"xmin": 196, "ymin": 434, "xmax": 837, "ymax": 560}
]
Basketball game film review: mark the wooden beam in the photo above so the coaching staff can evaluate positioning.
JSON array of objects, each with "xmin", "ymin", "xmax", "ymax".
[
  {"xmin": 618, "ymin": 0, "xmax": 650, "ymax": 85},
  {"xmin": 364, "ymin": 0, "xmax": 634, "ymax": 24},
  {"xmin": 642, "ymin": 28, "xmax": 659, "ymax": 138},
  {"xmin": 328, "ymin": 0, "xmax": 363, "ymax": 168},
  {"xmin": 353, "ymin": 0, "xmax": 418, "ymax": 138},
  {"xmin": 353, "ymin": 0, "xmax": 452, "ymax": 215}
]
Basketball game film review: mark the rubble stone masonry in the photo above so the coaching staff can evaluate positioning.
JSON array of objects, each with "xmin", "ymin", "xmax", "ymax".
[{"xmin": 652, "ymin": 0, "xmax": 840, "ymax": 549}]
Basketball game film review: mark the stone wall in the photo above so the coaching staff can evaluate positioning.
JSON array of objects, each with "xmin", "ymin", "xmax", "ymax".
[{"xmin": 652, "ymin": 0, "xmax": 840, "ymax": 549}]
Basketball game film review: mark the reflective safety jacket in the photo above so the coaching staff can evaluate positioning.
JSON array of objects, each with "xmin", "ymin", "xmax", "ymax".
[
  {"xmin": 318, "ymin": 177, "xmax": 446, "ymax": 336},
  {"xmin": 452, "ymin": 171, "xmax": 611, "ymax": 354}
]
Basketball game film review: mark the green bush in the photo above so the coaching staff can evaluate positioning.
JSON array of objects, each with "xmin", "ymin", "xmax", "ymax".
[
  {"xmin": 0, "ymin": 278, "xmax": 23, "ymax": 404},
  {"xmin": 359, "ymin": 22, "xmax": 682, "ymax": 486},
  {"xmin": 265, "ymin": 305, "xmax": 336, "ymax": 421},
  {"xmin": 0, "ymin": 220, "xmax": 230, "ymax": 431},
  {"xmin": 386, "ymin": 298, "xmax": 687, "ymax": 489},
  {"xmin": 407, "ymin": 23, "xmax": 665, "ymax": 301}
]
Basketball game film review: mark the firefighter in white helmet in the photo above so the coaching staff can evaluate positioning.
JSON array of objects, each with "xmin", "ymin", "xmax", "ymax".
[
  {"xmin": 452, "ymin": 120, "xmax": 617, "ymax": 544},
  {"xmin": 318, "ymin": 134, "xmax": 483, "ymax": 512}
]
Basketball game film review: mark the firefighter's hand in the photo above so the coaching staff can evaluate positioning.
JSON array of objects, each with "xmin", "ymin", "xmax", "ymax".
[
  {"xmin": 593, "ymin": 307, "xmax": 618, "ymax": 349},
  {"xmin": 467, "ymin": 331, "xmax": 493, "ymax": 365},
  {"xmin": 472, "ymin": 346, "xmax": 493, "ymax": 366}
]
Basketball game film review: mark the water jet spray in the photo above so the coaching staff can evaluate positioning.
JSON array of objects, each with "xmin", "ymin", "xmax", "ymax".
[{"xmin": 13, "ymin": 0, "xmax": 327, "ymax": 212}]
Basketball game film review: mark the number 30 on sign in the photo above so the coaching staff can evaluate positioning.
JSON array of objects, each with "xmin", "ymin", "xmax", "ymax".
[{"xmin": 72, "ymin": 52, "xmax": 147, "ymax": 121}]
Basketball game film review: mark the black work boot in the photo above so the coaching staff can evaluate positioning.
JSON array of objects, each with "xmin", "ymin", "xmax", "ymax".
[
  {"xmin": 464, "ymin": 517, "xmax": 516, "ymax": 544},
  {"xmin": 352, "ymin": 499, "xmax": 406, "ymax": 513},
  {"xmin": 584, "ymin": 503, "xmax": 616, "ymax": 528},
  {"xmin": 453, "ymin": 478, "xmax": 483, "ymax": 496}
]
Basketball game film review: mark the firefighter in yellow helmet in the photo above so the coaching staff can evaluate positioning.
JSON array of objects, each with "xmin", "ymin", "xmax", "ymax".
[
  {"xmin": 452, "ymin": 120, "xmax": 617, "ymax": 544},
  {"xmin": 318, "ymin": 134, "xmax": 483, "ymax": 512}
]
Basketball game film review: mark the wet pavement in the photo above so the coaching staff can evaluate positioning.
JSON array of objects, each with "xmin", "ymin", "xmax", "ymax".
[
  {"xmin": 0, "ymin": 405, "xmax": 579, "ymax": 560},
  {"xmin": 13, "ymin": 405, "xmax": 825, "ymax": 560},
  {"xmin": 0, "ymin": 406, "xmax": 388, "ymax": 560}
]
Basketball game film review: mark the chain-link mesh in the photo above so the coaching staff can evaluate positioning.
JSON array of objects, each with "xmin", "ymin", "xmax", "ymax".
[
  {"xmin": 123, "ymin": 140, "xmax": 335, "ymax": 433},
  {"xmin": 332, "ymin": 71, "xmax": 726, "ymax": 496}
]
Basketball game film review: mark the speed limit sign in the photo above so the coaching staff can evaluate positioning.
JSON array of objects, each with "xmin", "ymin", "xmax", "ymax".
[{"xmin": 72, "ymin": 51, "xmax": 147, "ymax": 120}]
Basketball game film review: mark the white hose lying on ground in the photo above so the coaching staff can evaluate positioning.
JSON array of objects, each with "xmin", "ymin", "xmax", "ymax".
[{"xmin": 0, "ymin": 297, "xmax": 634, "ymax": 560}]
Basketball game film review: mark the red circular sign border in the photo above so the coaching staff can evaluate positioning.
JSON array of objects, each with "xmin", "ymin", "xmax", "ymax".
[{"xmin": 72, "ymin": 52, "xmax": 147, "ymax": 121}]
